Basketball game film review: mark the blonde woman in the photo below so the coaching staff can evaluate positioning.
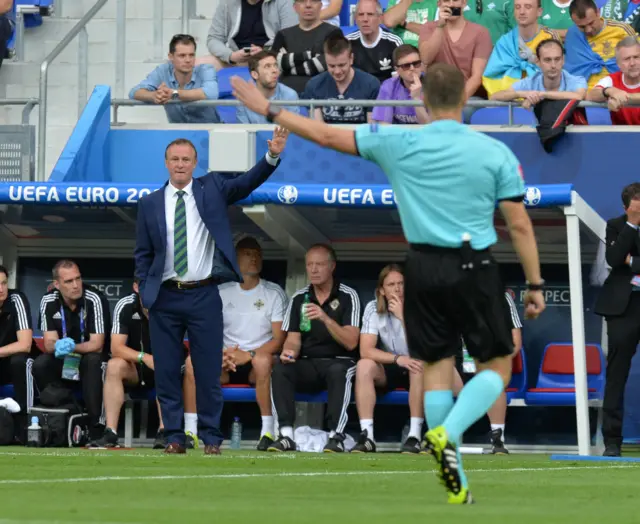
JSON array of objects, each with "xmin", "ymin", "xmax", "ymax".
[{"xmin": 352, "ymin": 264, "xmax": 425, "ymax": 453}]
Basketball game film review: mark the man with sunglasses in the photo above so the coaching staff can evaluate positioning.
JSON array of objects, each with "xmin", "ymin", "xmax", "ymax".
[
  {"xmin": 130, "ymin": 34, "xmax": 221, "ymax": 124},
  {"xmin": 372, "ymin": 44, "xmax": 430, "ymax": 124}
]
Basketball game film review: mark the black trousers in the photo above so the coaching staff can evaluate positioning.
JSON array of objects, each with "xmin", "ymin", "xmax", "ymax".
[
  {"xmin": 33, "ymin": 353, "xmax": 105, "ymax": 429},
  {"xmin": 271, "ymin": 357, "xmax": 356, "ymax": 434},
  {"xmin": 603, "ymin": 292, "xmax": 640, "ymax": 446},
  {"xmin": 0, "ymin": 18, "xmax": 11, "ymax": 69}
]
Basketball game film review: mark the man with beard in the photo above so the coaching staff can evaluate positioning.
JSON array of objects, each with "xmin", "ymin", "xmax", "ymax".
[
  {"xmin": 236, "ymin": 51, "xmax": 300, "ymax": 124},
  {"xmin": 587, "ymin": 36, "xmax": 640, "ymax": 125}
]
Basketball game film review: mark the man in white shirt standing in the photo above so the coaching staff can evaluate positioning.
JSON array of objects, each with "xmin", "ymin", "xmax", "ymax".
[
  {"xmin": 220, "ymin": 237, "xmax": 288, "ymax": 451},
  {"xmin": 135, "ymin": 129, "xmax": 289, "ymax": 454}
]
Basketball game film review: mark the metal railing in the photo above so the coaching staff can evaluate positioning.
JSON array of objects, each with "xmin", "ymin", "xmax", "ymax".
[
  {"xmin": 110, "ymin": 97, "xmax": 612, "ymax": 126},
  {"xmin": 37, "ymin": 0, "xmax": 109, "ymax": 181},
  {"xmin": 0, "ymin": 98, "xmax": 40, "ymax": 125}
]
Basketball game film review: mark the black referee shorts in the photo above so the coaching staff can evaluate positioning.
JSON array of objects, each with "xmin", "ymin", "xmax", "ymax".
[{"xmin": 403, "ymin": 244, "xmax": 514, "ymax": 364}]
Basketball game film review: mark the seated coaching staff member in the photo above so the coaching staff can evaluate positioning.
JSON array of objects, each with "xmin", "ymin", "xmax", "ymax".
[
  {"xmin": 134, "ymin": 129, "xmax": 289, "ymax": 455},
  {"xmin": 595, "ymin": 182, "xmax": 640, "ymax": 457},
  {"xmin": 269, "ymin": 244, "xmax": 361, "ymax": 453},
  {"xmin": 35, "ymin": 260, "xmax": 110, "ymax": 441},
  {"xmin": 0, "ymin": 264, "xmax": 36, "ymax": 442},
  {"xmin": 90, "ymin": 279, "xmax": 197, "ymax": 450}
]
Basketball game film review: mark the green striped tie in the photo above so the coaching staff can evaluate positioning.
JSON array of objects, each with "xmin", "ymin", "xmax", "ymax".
[{"xmin": 174, "ymin": 190, "xmax": 188, "ymax": 277}]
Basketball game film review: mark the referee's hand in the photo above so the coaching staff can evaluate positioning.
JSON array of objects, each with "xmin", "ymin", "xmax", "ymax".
[{"xmin": 523, "ymin": 290, "xmax": 545, "ymax": 320}]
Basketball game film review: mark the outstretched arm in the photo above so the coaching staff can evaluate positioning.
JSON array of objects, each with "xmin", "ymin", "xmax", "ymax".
[{"xmin": 232, "ymin": 77, "xmax": 358, "ymax": 156}]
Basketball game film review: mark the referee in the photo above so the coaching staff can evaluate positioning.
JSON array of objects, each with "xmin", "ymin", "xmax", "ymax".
[{"xmin": 231, "ymin": 64, "xmax": 546, "ymax": 504}]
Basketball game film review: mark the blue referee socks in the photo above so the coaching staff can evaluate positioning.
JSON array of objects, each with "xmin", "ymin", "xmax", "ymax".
[{"xmin": 443, "ymin": 369, "xmax": 505, "ymax": 446}]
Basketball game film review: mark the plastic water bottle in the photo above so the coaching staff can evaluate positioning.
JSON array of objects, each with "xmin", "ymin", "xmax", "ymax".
[
  {"xmin": 400, "ymin": 422, "xmax": 410, "ymax": 447},
  {"xmin": 462, "ymin": 348, "xmax": 477, "ymax": 373},
  {"xmin": 299, "ymin": 293, "xmax": 311, "ymax": 332},
  {"xmin": 27, "ymin": 416, "xmax": 42, "ymax": 448},
  {"xmin": 230, "ymin": 417, "xmax": 242, "ymax": 449}
]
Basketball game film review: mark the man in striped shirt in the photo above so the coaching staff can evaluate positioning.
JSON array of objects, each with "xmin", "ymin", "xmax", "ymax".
[
  {"xmin": 0, "ymin": 264, "xmax": 36, "ymax": 443},
  {"xmin": 269, "ymin": 244, "xmax": 361, "ymax": 453},
  {"xmin": 34, "ymin": 260, "xmax": 111, "ymax": 441},
  {"xmin": 454, "ymin": 291, "xmax": 522, "ymax": 454}
]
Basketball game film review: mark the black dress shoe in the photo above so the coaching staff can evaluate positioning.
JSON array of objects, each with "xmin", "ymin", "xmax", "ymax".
[{"xmin": 603, "ymin": 444, "xmax": 621, "ymax": 457}]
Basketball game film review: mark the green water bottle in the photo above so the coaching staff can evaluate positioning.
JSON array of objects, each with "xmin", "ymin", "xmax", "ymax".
[
  {"xmin": 300, "ymin": 293, "xmax": 311, "ymax": 332},
  {"xmin": 462, "ymin": 346, "xmax": 476, "ymax": 374}
]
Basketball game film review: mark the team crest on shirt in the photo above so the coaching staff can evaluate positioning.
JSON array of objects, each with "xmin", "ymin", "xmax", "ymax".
[
  {"xmin": 254, "ymin": 299, "xmax": 265, "ymax": 310},
  {"xmin": 330, "ymin": 299, "xmax": 340, "ymax": 311},
  {"xmin": 602, "ymin": 40, "xmax": 613, "ymax": 58}
]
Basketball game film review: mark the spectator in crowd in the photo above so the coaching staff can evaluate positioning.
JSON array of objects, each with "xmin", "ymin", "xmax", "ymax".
[
  {"xmin": 320, "ymin": 0, "xmax": 344, "ymax": 26},
  {"xmin": 372, "ymin": 44, "xmax": 431, "ymax": 124},
  {"xmin": 0, "ymin": 0, "xmax": 13, "ymax": 69},
  {"xmin": 352, "ymin": 265, "xmax": 425, "ymax": 454},
  {"xmin": 236, "ymin": 51, "xmax": 300, "ymax": 123},
  {"xmin": 205, "ymin": 0, "xmax": 297, "ymax": 70},
  {"xmin": 383, "ymin": 0, "xmax": 438, "ymax": 47},
  {"xmin": 565, "ymin": 0, "xmax": 635, "ymax": 88},
  {"xmin": 419, "ymin": 0, "xmax": 493, "ymax": 122},
  {"xmin": 600, "ymin": 0, "xmax": 640, "ymax": 33},
  {"xmin": 130, "ymin": 34, "xmax": 221, "ymax": 124},
  {"xmin": 34, "ymin": 260, "xmax": 110, "ymax": 441},
  {"xmin": 453, "ymin": 291, "xmax": 522, "ymax": 454},
  {"xmin": 593, "ymin": 182, "xmax": 640, "ymax": 457},
  {"xmin": 539, "ymin": 0, "xmax": 573, "ymax": 35},
  {"xmin": 346, "ymin": 0, "xmax": 403, "ymax": 82},
  {"xmin": 269, "ymin": 244, "xmax": 360, "ymax": 453},
  {"xmin": 464, "ymin": 0, "xmax": 514, "ymax": 45},
  {"xmin": 90, "ymin": 280, "xmax": 198, "ymax": 450},
  {"xmin": 491, "ymin": 40, "xmax": 587, "ymax": 108},
  {"xmin": 303, "ymin": 32, "xmax": 380, "ymax": 123},
  {"xmin": 219, "ymin": 237, "xmax": 288, "ymax": 451},
  {"xmin": 587, "ymin": 36, "xmax": 640, "ymax": 124},
  {"xmin": 271, "ymin": 0, "xmax": 341, "ymax": 94},
  {"xmin": 482, "ymin": 0, "xmax": 560, "ymax": 97},
  {"xmin": 0, "ymin": 264, "xmax": 35, "ymax": 443}
]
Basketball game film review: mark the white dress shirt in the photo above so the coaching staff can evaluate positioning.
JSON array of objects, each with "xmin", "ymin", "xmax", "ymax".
[{"xmin": 162, "ymin": 153, "xmax": 279, "ymax": 282}]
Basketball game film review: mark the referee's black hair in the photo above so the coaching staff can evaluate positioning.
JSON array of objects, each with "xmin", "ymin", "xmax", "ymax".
[
  {"xmin": 421, "ymin": 63, "xmax": 465, "ymax": 112},
  {"xmin": 0, "ymin": 265, "xmax": 8, "ymax": 279},
  {"xmin": 306, "ymin": 243, "xmax": 337, "ymax": 263}
]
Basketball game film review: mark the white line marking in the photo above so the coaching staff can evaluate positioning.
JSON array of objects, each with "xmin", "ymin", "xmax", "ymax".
[{"xmin": 0, "ymin": 464, "xmax": 637, "ymax": 485}]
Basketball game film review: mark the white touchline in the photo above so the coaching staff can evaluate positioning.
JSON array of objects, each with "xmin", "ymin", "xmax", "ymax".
[{"xmin": 0, "ymin": 465, "xmax": 637, "ymax": 485}]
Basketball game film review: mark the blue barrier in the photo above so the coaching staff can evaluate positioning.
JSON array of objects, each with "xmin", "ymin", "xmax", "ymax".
[{"xmin": 0, "ymin": 182, "xmax": 573, "ymax": 208}]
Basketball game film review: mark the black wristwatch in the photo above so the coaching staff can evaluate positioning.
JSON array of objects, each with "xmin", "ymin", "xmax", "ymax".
[
  {"xmin": 393, "ymin": 354, "xmax": 400, "ymax": 365},
  {"xmin": 602, "ymin": 87, "xmax": 611, "ymax": 98},
  {"xmin": 526, "ymin": 280, "xmax": 545, "ymax": 291},
  {"xmin": 266, "ymin": 103, "xmax": 282, "ymax": 123},
  {"xmin": 249, "ymin": 350, "xmax": 256, "ymax": 359}
]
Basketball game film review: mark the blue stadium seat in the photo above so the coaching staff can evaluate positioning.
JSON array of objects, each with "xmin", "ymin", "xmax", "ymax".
[
  {"xmin": 586, "ymin": 107, "xmax": 612, "ymax": 125},
  {"xmin": 217, "ymin": 106, "xmax": 239, "ymax": 124},
  {"xmin": 340, "ymin": 25, "xmax": 358, "ymax": 36},
  {"xmin": 525, "ymin": 343, "xmax": 605, "ymax": 406},
  {"xmin": 506, "ymin": 347, "xmax": 527, "ymax": 402},
  {"xmin": 470, "ymin": 107, "xmax": 537, "ymax": 126},
  {"xmin": 216, "ymin": 66, "xmax": 252, "ymax": 99},
  {"xmin": 0, "ymin": 384, "xmax": 14, "ymax": 399}
]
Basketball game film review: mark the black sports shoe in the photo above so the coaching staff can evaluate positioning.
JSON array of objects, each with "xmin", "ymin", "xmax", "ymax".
[
  {"xmin": 323, "ymin": 433, "xmax": 346, "ymax": 453},
  {"xmin": 88, "ymin": 428, "xmax": 119, "ymax": 449},
  {"xmin": 401, "ymin": 436, "xmax": 423, "ymax": 454},
  {"xmin": 351, "ymin": 430, "xmax": 376, "ymax": 453},
  {"xmin": 153, "ymin": 429, "xmax": 167, "ymax": 450},
  {"xmin": 603, "ymin": 444, "xmax": 621, "ymax": 457},
  {"xmin": 267, "ymin": 435, "xmax": 297, "ymax": 452},
  {"xmin": 257, "ymin": 433, "xmax": 274, "ymax": 451},
  {"xmin": 490, "ymin": 428, "xmax": 509, "ymax": 455}
]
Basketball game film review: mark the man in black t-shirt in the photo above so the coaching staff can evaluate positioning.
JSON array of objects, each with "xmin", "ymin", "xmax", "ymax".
[
  {"xmin": 302, "ymin": 32, "xmax": 380, "ymax": 123},
  {"xmin": 34, "ymin": 260, "xmax": 111, "ymax": 440},
  {"xmin": 268, "ymin": 244, "xmax": 361, "ymax": 454},
  {"xmin": 346, "ymin": 0, "xmax": 402, "ymax": 82},
  {"xmin": 271, "ymin": 0, "xmax": 342, "ymax": 94},
  {"xmin": 90, "ymin": 280, "xmax": 196, "ymax": 449},
  {"xmin": 0, "ymin": 264, "xmax": 36, "ymax": 442}
]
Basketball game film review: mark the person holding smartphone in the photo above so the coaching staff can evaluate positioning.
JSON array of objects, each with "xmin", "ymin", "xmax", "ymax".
[{"xmin": 418, "ymin": 0, "xmax": 493, "ymax": 122}]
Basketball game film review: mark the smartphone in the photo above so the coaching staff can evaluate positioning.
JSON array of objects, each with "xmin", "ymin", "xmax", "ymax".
[
  {"xmin": 450, "ymin": 6, "xmax": 461, "ymax": 15},
  {"xmin": 243, "ymin": 47, "xmax": 251, "ymax": 54}
]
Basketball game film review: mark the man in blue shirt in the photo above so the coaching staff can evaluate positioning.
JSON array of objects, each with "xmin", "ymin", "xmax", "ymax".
[
  {"xmin": 0, "ymin": 0, "xmax": 14, "ymax": 69},
  {"xmin": 491, "ymin": 39, "xmax": 588, "ymax": 108},
  {"xmin": 236, "ymin": 50, "xmax": 300, "ymax": 123},
  {"xmin": 302, "ymin": 32, "xmax": 380, "ymax": 123},
  {"xmin": 231, "ymin": 62, "xmax": 546, "ymax": 504},
  {"xmin": 130, "ymin": 34, "xmax": 221, "ymax": 124}
]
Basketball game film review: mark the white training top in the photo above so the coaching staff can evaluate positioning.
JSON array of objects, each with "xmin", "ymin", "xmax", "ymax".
[
  {"xmin": 219, "ymin": 279, "xmax": 288, "ymax": 351},
  {"xmin": 361, "ymin": 299, "xmax": 409, "ymax": 356}
]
